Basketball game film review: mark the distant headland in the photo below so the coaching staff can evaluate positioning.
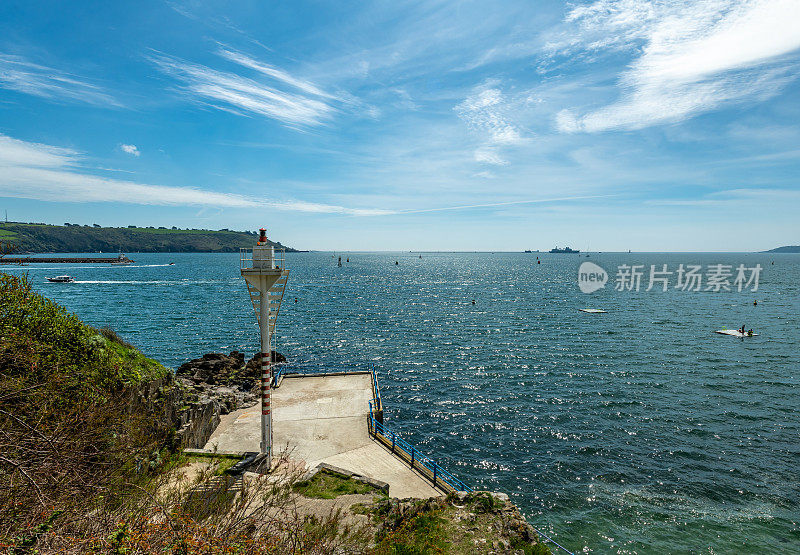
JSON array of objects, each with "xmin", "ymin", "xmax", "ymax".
[
  {"xmin": 0, "ymin": 222, "xmax": 300, "ymax": 254},
  {"xmin": 763, "ymin": 245, "xmax": 800, "ymax": 253}
]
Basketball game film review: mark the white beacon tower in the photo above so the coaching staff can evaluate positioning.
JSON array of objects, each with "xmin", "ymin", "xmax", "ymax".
[{"xmin": 240, "ymin": 228, "xmax": 289, "ymax": 466}]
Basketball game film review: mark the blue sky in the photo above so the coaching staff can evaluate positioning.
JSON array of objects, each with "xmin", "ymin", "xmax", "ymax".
[{"xmin": 1, "ymin": 0, "xmax": 798, "ymax": 251}]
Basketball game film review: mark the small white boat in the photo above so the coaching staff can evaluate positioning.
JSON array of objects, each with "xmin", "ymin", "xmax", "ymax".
[
  {"xmin": 715, "ymin": 329, "xmax": 758, "ymax": 337},
  {"xmin": 47, "ymin": 275, "xmax": 75, "ymax": 283},
  {"xmin": 579, "ymin": 308, "xmax": 607, "ymax": 313}
]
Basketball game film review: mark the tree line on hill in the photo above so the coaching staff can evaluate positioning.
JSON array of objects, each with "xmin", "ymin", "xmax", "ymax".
[{"xmin": 0, "ymin": 222, "xmax": 298, "ymax": 254}]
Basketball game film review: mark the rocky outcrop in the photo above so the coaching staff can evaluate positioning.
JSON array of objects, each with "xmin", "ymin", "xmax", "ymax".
[
  {"xmin": 177, "ymin": 351, "xmax": 286, "ymax": 385},
  {"xmin": 356, "ymin": 491, "xmax": 552, "ymax": 554},
  {"xmin": 126, "ymin": 374, "xmax": 221, "ymax": 450},
  {"xmin": 174, "ymin": 351, "xmax": 286, "ymax": 414},
  {"xmin": 124, "ymin": 350, "xmax": 287, "ymax": 451}
]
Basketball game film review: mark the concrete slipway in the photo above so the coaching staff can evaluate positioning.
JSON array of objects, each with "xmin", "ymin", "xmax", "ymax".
[{"xmin": 202, "ymin": 372, "xmax": 440, "ymax": 499}]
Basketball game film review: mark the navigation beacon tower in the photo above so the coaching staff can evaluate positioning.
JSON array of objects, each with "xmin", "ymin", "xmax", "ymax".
[{"xmin": 240, "ymin": 228, "xmax": 289, "ymax": 466}]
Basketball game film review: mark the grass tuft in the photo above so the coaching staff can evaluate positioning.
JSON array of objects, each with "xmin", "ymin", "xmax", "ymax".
[{"xmin": 293, "ymin": 470, "xmax": 383, "ymax": 499}]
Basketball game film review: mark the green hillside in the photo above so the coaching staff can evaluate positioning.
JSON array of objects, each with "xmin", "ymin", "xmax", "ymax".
[
  {"xmin": 0, "ymin": 222, "xmax": 298, "ymax": 253},
  {"xmin": 763, "ymin": 245, "xmax": 800, "ymax": 253}
]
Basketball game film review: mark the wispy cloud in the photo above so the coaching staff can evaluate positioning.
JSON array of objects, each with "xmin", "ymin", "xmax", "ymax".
[
  {"xmin": 0, "ymin": 133, "xmax": 605, "ymax": 217},
  {"xmin": 473, "ymin": 147, "xmax": 508, "ymax": 166},
  {"xmin": 455, "ymin": 83, "xmax": 526, "ymax": 165},
  {"xmin": 0, "ymin": 54, "xmax": 120, "ymax": 106},
  {"xmin": 0, "ymin": 134, "xmax": 383, "ymax": 214},
  {"xmin": 217, "ymin": 48, "xmax": 335, "ymax": 100},
  {"xmin": 120, "ymin": 144, "xmax": 140, "ymax": 157},
  {"xmin": 647, "ymin": 187, "xmax": 800, "ymax": 206},
  {"xmin": 553, "ymin": 0, "xmax": 800, "ymax": 132},
  {"xmin": 394, "ymin": 194, "xmax": 613, "ymax": 214},
  {"xmin": 150, "ymin": 48, "xmax": 339, "ymax": 127}
]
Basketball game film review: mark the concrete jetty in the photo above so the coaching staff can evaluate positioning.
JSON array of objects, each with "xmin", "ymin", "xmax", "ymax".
[{"xmin": 202, "ymin": 372, "xmax": 441, "ymax": 499}]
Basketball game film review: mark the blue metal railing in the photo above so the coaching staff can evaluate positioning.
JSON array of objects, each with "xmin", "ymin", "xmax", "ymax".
[
  {"xmin": 271, "ymin": 365, "xmax": 283, "ymax": 387},
  {"xmin": 369, "ymin": 363, "xmax": 382, "ymax": 412},
  {"xmin": 369, "ymin": 400, "xmax": 472, "ymax": 493}
]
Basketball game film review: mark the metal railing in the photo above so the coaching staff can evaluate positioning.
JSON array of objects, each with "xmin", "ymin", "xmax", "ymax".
[
  {"xmin": 240, "ymin": 247, "xmax": 286, "ymax": 270},
  {"xmin": 272, "ymin": 363, "xmax": 574, "ymax": 553},
  {"xmin": 368, "ymin": 400, "xmax": 472, "ymax": 494},
  {"xmin": 369, "ymin": 363, "xmax": 382, "ymax": 413},
  {"xmin": 271, "ymin": 364, "xmax": 284, "ymax": 387}
]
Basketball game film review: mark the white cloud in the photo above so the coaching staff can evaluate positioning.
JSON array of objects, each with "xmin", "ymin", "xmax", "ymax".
[
  {"xmin": 455, "ymin": 84, "xmax": 526, "ymax": 166},
  {"xmin": 0, "ymin": 133, "xmax": 604, "ymax": 217},
  {"xmin": 554, "ymin": 0, "xmax": 800, "ymax": 132},
  {"xmin": 0, "ymin": 54, "xmax": 120, "ymax": 107},
  {"xmin": 455, "ymin": 87, "xmax": 523, "ymax": 145},
  {"xmin": 217, "ymin": 48, "xmax": 335, "ymax": 100},
  {"xmin": 150, "ymin": 49, "xmax": 339, "ymax": 128},
  {"xmin": 0, "ymin": 134, "xmax": 385, "ymax": 214},
  {"xmin": 120, "ymin": 144, "xmax": 140, "ymax": 157},
  {"xmin": 474, "ymin": 147, "xmax": 508, "ymax": 166}
]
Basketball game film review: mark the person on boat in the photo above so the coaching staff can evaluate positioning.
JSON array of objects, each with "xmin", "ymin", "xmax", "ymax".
[
  {"xmin": 740, "ymin": 325, "xmax": 746, "ymax": 334},
  {"xmin": 747, "ymin": 329, "xmax": 754, "ymax": 336}
]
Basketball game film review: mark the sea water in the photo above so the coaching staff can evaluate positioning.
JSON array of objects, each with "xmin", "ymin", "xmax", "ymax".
[{"xmin": 8, "ymin": 252, "xmax": 799, "ymax": 553}]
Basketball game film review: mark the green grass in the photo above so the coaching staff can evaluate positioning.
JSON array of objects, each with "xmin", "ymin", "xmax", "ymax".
[
  {"xmin": 293, "ymin": 470, "xmax": 383, "ymax": 499},
  {"xmin": 368, "ymin": 495, "xmax": 553, "ymax": 555},
  {"xmin": 0, "ymin": 273, "xmax": 181, "ymax": 544},
  {"xmin": 375, "ymin": 509, "xmax": 448, "ymax": 554},
  {"xmin": 184, "ymin": 454, "xmax": 239, "ymax": 476},
  {"xmin": 0, "ymin": 272, "xmax": 169, "ymax": 388}
]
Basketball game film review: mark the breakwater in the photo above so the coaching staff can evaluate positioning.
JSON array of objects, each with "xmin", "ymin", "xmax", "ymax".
[{"xmin": 1, "ymin": 256, "xmax": 134, "ymax": 264}]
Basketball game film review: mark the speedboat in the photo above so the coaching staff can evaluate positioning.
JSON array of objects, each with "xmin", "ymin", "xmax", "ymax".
[{"xmin": 47, "ymin": 275, "xmax": 75, "ymax": 283}]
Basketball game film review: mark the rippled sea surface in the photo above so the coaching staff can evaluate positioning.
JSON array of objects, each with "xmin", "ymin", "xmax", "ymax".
[{"xmin": 10, "ymin": 252, "xmax": 800, "ymax": 553}]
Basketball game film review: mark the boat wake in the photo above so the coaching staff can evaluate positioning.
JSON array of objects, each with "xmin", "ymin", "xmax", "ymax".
[{"xmin": 73, "ymin": 279, "xmax": 221, "ymax": 285}]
